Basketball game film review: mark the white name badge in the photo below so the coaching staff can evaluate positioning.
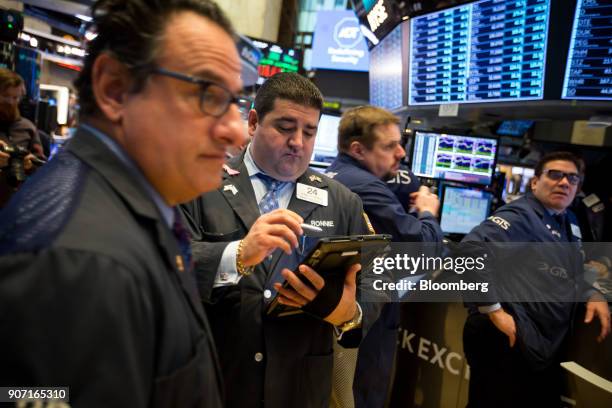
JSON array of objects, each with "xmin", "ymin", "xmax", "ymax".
[
  {"xmin": 570, "ymin": 224, "xmax": 582, "ymax": 239},
  {"xmin": 296, "ymin": 183, "xmax": 328, "ymax": 207}
]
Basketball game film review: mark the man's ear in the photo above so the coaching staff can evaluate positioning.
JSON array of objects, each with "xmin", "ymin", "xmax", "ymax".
[
  {"xmin": 348, "ymin": 140, "xmax": 367, "ymax": 161},
  {"xmin": 90, "ymin": 53, "xmax": 133, "ymax": 123},
  {"xmin": 247, "ymin": 109, "xmax": 259, "ymax": 137},
  {"xmin": 530, "ymin": 175, "xmax": 539, "ymax": 191}
]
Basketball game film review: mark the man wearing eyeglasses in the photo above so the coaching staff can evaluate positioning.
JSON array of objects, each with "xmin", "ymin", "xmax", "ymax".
[
  {"xmin": 461, "ymin": 151, "xmax": 610, "ymax": 407},
  {"xmin": 0, "ymin": 0, "xmax": 246, "ymax": 406},
  {"xmin": 0, "ymin": 68, "xmax": 45, "ymax": 207}
]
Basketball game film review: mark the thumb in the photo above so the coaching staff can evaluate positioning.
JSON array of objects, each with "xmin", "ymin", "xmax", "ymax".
[
  {"xmin": 345, "ymin": 263, "xmax": 361, "ymax": 286},
  {"xmin": 584, "ymin": 305, "xmax": 594, "ymax": 323}
]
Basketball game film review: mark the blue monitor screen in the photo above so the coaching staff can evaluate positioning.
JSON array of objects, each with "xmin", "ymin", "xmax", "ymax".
[
  {"xmin": 562, "ymin": 0, "xmax": 612, "ymax": 100},
  {"xmin": 440, "ymin": 185, "xmax": 493, "ymax": 234},
  {"xmin": 497, "ymin": 119, "xmax": 534, "ymax": 136},
  {"xmin": 311, "ymin": 10, "xmax": 369, "ymax": 72},
  {"xmin": 411, "ymin": 131, "xmax": 498, "ymax": 185},
  {"xmin": 369, "ymin": 22, "xmax": 405, "ymax": 110},
  {"xmin": 409, "ymin": 0, "xmax": 551, "ymax": 105},
  {"xmin": 311, "ymin": 114, "xmax": 341, "ymax": 165}
]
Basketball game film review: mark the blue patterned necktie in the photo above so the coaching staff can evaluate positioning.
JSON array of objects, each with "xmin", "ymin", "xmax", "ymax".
[
  {"xmin": 172, "ymin": 207, "xmax": 193, "ymax": 272},
  {"xmin": 256, "ymin": 173, "xmax": 287, "ymax": 214}
]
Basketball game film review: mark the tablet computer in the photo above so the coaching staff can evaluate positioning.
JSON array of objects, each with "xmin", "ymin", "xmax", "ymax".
[{"xmin": 266, "ymin": 234, "xmax": 391, "ymax": 317}]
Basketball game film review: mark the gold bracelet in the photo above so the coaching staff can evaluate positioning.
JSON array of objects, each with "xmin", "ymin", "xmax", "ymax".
[{"xmin": 236, "ymin": 239, "xmax": 254, "ymax": 276}]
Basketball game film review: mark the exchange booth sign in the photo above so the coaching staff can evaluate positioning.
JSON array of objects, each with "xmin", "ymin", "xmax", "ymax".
[{"xmin": 311, "ymin": 10, "xmax": 369, "ymax": 72}]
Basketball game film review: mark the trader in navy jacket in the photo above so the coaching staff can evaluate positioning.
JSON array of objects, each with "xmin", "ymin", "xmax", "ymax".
[
  {"xmin": 326, "ymin": 105, "xmax": 444, "ymax": 407},
  {"xmin": 462, "ymin": 151, "xmax": 610, "ymax": 407}
]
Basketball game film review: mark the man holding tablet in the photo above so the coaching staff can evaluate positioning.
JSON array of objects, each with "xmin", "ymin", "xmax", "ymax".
[{"xmin": 180, "ymin": 72, "xmax": 380, "ymax": 408}]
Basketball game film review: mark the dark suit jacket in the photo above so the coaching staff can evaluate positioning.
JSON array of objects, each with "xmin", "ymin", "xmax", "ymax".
[
  {"xmin": 0, "ymin": 127, "xmax": 223, "ymax": 407},
  {"xmin": 180, "ymin": 153, "xmax": 378, "ymax": 408}
]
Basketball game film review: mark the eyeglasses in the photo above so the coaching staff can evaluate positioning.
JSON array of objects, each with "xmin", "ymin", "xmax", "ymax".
[
  {"xmin": 149, "ymin": 67, "xmax": 252, "ymax": 118},
  {"xmin": 542, "ymin": 169, "xmax": 582, "ymax": 185}
]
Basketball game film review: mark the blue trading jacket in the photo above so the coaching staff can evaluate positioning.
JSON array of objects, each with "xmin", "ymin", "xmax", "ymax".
[
  {"xmin": 326, "ymin": 153, "xmax": 443, "ymax": 242},
  {"xmin": 326, "ymin": 153, "xmax": 443, "ymax": 408},
  {"xmin": 462, "ymin": 192, "xmax": 593, "ymax": 369}
]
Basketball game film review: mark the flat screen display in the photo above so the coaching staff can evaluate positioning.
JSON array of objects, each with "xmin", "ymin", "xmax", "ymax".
[
  {"xmin": 440, "ymin": 185, "xmax": 493, "ymax": 234},
  {"xmin": 311, "ymin": 10, "xmax": 369, "ymax": 72},
  {"xmin": 369, "ymin": 22, "xmax": 405, "ymax": 110},
  {"xmin": 411, "ymin": 131, "xmax": 498, "ymax": 186},
  {"xmin": 352, "ymin": 0, "xmax": 404, "ymax": 48},
  {"xmin": 496, "ymin": 119, "xmax": 534, "ymax": 136},
  {"xmin": 248, "ymin": 37, "xmax": 301, "ymax": 85},
  {"xmin": 409, "ymin": 0, "xmax": 551, "ymax": 105},
  {"xmin": 311, "ymin": 114, "xmax": 341, "ymax": 165},
  {"xmin": 562, "ymin": 0, "xmax": 612, "ymax": 100}
]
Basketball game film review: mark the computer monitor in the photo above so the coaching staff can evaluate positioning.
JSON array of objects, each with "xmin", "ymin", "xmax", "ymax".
[
  {"xmin": 497, "ymin": 120, "xmax": 534, "ymax": 137},
  {"xmin": 497, "ymin": 164, "xmax": 535, "ymax": 200},
  {"xmin": 411, "ymin": 131, "xmax": 498, "ymax": 186},
  {"xmin": 440, "ymin": 185, "xmax": 493, "ymax": 235},
  {"xmin": 562, "ymin": 0, "xmax": 612, "ymax": 100},
  {"xmin": 408, "ymin": 0, "xmax": 551, "ymax": 105},
  {"xmin": 311, "ymin": 114, "xmax": 341, "ymax": 165}
]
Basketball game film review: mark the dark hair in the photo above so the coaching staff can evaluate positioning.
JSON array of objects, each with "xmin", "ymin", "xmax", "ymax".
[
  {"xmin": 0, "ymin": 68, "xmax": 24, "ymax": 92},
  {"xmin": 253, "ymin": 72, "xmax": 323, "ymax": 121},
  {"xmin": 75, "ymin": 0, "xmax": 235, "ymax": 116},
  {"xmin": 338, "ymin": 105, "xmax": 399, "ymax": 153},
  {"xmin": 534, "ymin": 151, "xmax": 584, "ymax": 177}
]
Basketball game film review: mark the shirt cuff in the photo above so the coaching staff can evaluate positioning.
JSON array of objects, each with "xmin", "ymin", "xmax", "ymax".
[
  {"xmin": 478, "ymin": 303, "xmax": 502, "ymax": 314},
  {"xmin": 213, "ymin": 240, "xmax": 242, "ymax": 288}
]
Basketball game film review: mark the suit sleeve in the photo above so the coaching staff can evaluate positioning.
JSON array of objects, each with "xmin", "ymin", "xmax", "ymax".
[
  {"xmin": 0, "ymin": 250, "xmax": 155, "ymax": 407},
  {"xmin": 340, "ymin": 191, "xmax": 383, "ymax": 347},
  {"xmin": 359, "ymin": 179, "xmax": 443, "ymax": 243},
  {"xmin": 179, "ymin": 199, "xmax": 232, "ymax": 302}
]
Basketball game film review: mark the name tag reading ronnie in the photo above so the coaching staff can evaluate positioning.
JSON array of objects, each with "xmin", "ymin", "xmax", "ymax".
[{"xmin": 296, "ymin": 183, "xmax": 328, "ymax": 206}]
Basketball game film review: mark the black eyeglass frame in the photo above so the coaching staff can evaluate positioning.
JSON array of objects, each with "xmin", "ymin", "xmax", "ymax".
[
  {"xmin": 542, "ymin": 169, "xmax": 582, "ymax": 185},
  {"xmin": 148, "ymin": 67, "xmax": 252, "ymax": 117}
]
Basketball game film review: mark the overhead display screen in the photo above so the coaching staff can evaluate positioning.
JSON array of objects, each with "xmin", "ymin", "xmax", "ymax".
[
  {"xmin": 369, "ymin": 22, "xmax": 405, "ymax": 110},
  {"xmin": 409, "ymin": 0, "xmax": 551, "ymax": 105},
  {"xmin": 248, "ymin": 37, "xmax": 300, "ymax": 85},
  {"xmin": 311, "ymin": 10, "xmax": 369, "ymax": 72},
  {"xmin": 562, "ymin": 0, "xmax": 612, "ymax": 100}
]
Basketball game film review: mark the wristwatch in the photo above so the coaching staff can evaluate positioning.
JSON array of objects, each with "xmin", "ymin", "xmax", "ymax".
[{"xmin": 334, "ymin": 302, "xmax": 363, "ymax": 340}]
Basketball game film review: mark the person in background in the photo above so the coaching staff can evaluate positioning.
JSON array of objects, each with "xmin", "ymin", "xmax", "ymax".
[
  {"xmin": 0, "ymin": 0, "xmax": 246, "ymax": 406},
  {"xmin": 462, "ymin": 151, "xmax": 610, "ymax": 407},
  {"xmin": 0, "ymin": 68, "xmax": 45, "ymax": 207},
  {"xmin": 326, "ymin": 105, "xmax": 443, "ymax": 407}
]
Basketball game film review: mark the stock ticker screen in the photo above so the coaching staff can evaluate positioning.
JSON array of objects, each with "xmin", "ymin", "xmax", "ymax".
[
  {"xmin": 562, "ymin": 0, "xmax": 612, "ymax": 100},
  {"xmin": 248, "ymin": 37, "xmax": 300, "ymax": 85},
  {"xmin": 440, "ymin": 185, "xmax": 493, "ymax": 234},
  {"xmin": 411, "ymin": 131, "xmax": 498, "ymax": 186},
  {"xmin": 409, "ymin": 0, "xmax": 551, "ymax": 105},
  {"xmin": 369, "ymin": 23, "xmax": 405, "ymax": 110}
]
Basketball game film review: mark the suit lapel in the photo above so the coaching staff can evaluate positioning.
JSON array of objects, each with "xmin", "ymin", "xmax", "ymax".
[
  {"xmin": 155, "ymin": 220, "xmax": 208, "ymax": 326},
  {"xmin": 220, "ymin": 158, "xmax": 261, "ymax": 230}
]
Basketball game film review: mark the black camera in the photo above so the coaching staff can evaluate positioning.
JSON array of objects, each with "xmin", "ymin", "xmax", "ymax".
[{"xmin": 0, "ymin": 143, "xmax": 45, "ymax": 186}]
